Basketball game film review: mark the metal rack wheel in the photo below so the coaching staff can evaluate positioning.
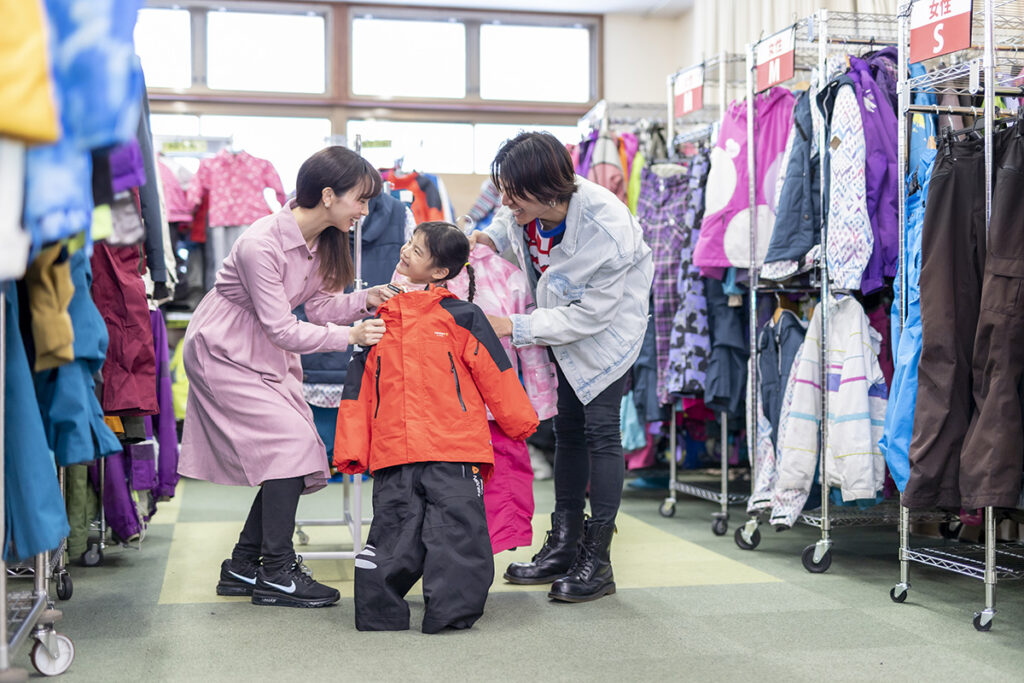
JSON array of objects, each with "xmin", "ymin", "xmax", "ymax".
[
  {"xmin": 80, "ymin": 544, "xmax": 102, "ymax": 567},
  {"xmin": 973, "ymin": 612, "xmax": 993, "ymax": 632},
  {"xmin": 658, "ymin": 500, "xmax": 676, "ymax": 518},
  {"xmin": 734, "ymin": 526, "xmax": 760, "ymax": 550},
  {"xmin": 30, "ymin": 634, "xmax": 74, "ymax": 677},
  {"xmin": 801, "ymin": 544, "xmax": 832, "ymax": 573},
  {"xmin": 889, "ymin": 586, "xmax": 908, "ymax": 603},
  {"xmin": 55, "ymin": 572, "xmax": 72, "ymax": 601},
  {"xmin": 711, "ymin": 518, "xmax": 728, "ymax": 536}
]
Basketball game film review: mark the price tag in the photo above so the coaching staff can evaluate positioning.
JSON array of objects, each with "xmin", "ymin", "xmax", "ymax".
[
  {"xmin": 673, "ymin": 65, "xmax": 704, "ymax": 116},
  {"xmin": 755, "ymin": 27, "xmax": 795, "ymax": 92},
  {"xmin": 909, "ymin": 0, "xmax": 973, "ymax": 64}
]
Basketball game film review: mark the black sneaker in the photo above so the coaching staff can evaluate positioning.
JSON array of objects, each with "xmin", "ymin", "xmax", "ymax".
[
  {"xmin": 216, "ymin": 557, "xmax": 260, "ymax": 597},
  {"xmin": 251, "ymin": 560, "xmax": 340, "ymax": 608}
]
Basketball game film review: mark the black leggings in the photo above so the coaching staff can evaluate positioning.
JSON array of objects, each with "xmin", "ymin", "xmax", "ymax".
[
  {"xmin": 232, "ymin": 476, "xmax": 305, "ymax": 570},
  {"xmin": 552, "ymin": 363, "xmax": 628, "ymax": 526}
]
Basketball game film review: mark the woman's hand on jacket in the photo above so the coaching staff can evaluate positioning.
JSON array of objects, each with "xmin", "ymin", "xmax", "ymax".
[
  {"xmin": 486, "ymin": 315, "xmax": 513, "ymax": 338},
  {"xmin": 468, "ymin": 231, "xmax": 496, "ymax": 252},
  {"xmin": 349, "ymin": 319, "xmax": 386, "ymax": 346},
  {"xmin": 366, "ymin": 283, "xmax": 403, "ymax": 310}
]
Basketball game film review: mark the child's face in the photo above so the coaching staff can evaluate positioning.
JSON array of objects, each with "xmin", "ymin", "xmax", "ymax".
[{"xmin": 396, "ymin": 231, "xmax": 447, "ymax": 285}]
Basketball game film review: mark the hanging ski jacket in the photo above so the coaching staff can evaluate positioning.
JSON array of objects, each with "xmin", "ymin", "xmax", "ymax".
[
  {"xmin": 763, "ymin": 89, "xmax": 820, "ymax": 267},
  {"xmin": 334, "ymin": 287, "xmax": 538, "ymax": 480},
  {"xmin": 817, "ymin": 74, "xmax": 872, "ymax": 291},
  {"xmin": 776, "ymin": 296, "xmax": 888, "ymax": 502},
  {"xmin": 758, "ymin": 309, "xmax": 807, "ymax": 447},
  {"xmin": 694, "ymin": 88, "xmax": 795, "ymax": 269},
  {"xmin": 848, "ymin": 54, "xmax": 899, "ymax": 294},
  {"xmin": 879, "ymin": 149, "xmax": 937, "ymax": 492}
]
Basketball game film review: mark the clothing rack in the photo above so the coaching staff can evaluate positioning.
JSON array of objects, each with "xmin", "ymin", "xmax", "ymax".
[
  {"xmin": 734, "ymin": 9, "xmax": 947, "ymax": 571},
  {"xmin": 292, "ymin": 134, "xmax": 368, "ymax": 562},
  {"xmin": 658, "ymin": 52, "xmax": 749, "ymax": 537},
  {"xmin": 890, "ymin": 0, "xmax": 1024, "ymax": 631},
  {"xmin": 577, "ymin": 100, "xmax": 666, "ymax": 136},
  {"xmin": 0, "ymin": 290, "xmax": 75, "ymax": 678}
]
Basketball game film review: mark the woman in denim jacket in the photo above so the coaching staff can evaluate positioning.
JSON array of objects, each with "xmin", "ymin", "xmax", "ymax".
[{"xmin": 474, "ymin": 132, "xmax": 653, "ymax": 603}]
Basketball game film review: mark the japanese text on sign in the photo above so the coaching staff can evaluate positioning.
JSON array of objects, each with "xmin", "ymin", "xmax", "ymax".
[
  {"xmin": 673, "ymin": 66, "xmax": 704, "ymax": 116},
  {"xmin": 909, "ymin": 0, "xmax": 972, "ymax": 63},
  {"xmin": 755, "ymin": 28, "xmax": 795, "ymax": 92}
]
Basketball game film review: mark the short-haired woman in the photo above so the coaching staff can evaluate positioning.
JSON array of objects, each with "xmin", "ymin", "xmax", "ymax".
[
  {"xmin": 179, "ymin": 146, "xmax": 398, "ymax": 608},
  {"xmin": 474, "ymin": 132, "xmax": 653, "ymax": 603}
]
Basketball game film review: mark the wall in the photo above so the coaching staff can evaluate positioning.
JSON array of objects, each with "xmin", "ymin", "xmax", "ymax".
[{"xmin": 602, "ymin": 13, "xmax": 696, "ymax": 104}]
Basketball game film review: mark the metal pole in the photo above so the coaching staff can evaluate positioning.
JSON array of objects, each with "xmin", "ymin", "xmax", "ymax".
[
  {"xmin": 666, "ymin": 73, "xmax": 676, "ymax": 156},
  {"xmin": 984, "ymin": 506, "xmax": 996, "ymax": 617},
  {"xmin": 817, "ymin": 8, "xmax": 832, "ymax": 549},
  {"xmin": 0, "ymin": 287, "xmax": 8, "ymax": 671},
  {"xmin": 668, "ymin": 406, "xmax": 677, "ymax": 506},
  {"xmin": 981, "ymin": 0, "xmax": 996, "ymax": 626},
  {"xmin": 895, "ymin": 1, "xmax": 911, "ymax": 596},
  {"xmin": 720, "ymin": 412, "xmax": 728, "ymax": 519},
  {"xmin": 745, "ymin": 42, "xmax": 758, "ymax": 496}
]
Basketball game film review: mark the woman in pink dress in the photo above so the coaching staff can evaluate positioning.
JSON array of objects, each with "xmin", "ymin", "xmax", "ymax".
[{"xmin": 179, "ymin": 146, "xmax": 398, "ymax": 608}]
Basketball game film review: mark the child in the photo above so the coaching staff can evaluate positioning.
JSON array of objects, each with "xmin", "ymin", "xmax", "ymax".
[{"xmin": 334, "ymin": 221, "xmax": 538, "ymax": 633}]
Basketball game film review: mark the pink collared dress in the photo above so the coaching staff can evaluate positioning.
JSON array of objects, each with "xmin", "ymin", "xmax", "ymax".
[{"xmin": 179, "ymin": 201, "xmax": 370, "ymax": 494}]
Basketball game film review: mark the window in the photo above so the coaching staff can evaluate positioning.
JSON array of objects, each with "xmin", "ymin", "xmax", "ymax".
[
  {"xmin": 346, "ymin": 120, "xmax": 475, "ymax": 174},
  {"xmin": 473, "ymin": 124, "xmax": 579, "ymax": 174},
  {"xmin": 479, "ymin": 24, "xmax": 592, "ymax": 103},
  {"xmin": 206, "ymin": 10, "xmax": 326, "ymax": 93},
  {"xmin": 347, "ymin": 9, "xmax": 599, "ymax": 105},
  {"xmin": 350, "ymin": 18, "xmax": 467, "ymax": 99},
  {"xmin": 134, "ymin": 8, "xmax": 192, "ymax": 89}
]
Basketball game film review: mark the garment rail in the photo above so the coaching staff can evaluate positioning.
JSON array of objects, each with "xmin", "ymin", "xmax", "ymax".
[
  {"xmin": 734, "ymin": 9, "xmax": 947, "ymax": 572},
  {"xmin": 659, "ymin": 52, "xmax": 750, "ymax": 536},
  {"xmin": 890, "ymin": 0, "xmax": 1024, "ymax": 632},
  {"xmin": 292, "ymin": 135, "xmax": 368, "ymax": 562},
  {"xmin": 0, "ymin": 289, "xmax": 75, "ymax": 678}
]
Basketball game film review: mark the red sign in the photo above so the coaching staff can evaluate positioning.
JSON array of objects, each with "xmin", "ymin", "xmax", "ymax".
[
  {"xmin": 673, "ymin": 66, "xmax": 704, "ymax": 116},
  {"xmin": 756, "ymin": 28, "xmax": 795, "ymax": 92},
  {"xmin": 910, "ymin": 0, "xmax": 972, "ymax": 64}
]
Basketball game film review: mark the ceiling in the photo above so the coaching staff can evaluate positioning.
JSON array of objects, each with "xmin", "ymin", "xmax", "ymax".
[{"xmin": 347, "ymin": 0, "xmax": 694, "ymax": 18}]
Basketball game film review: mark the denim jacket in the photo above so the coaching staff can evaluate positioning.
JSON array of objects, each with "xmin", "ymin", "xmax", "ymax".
[{"xmin": 484, "ymin": 177, "xmax": 653, "ymax": 404}]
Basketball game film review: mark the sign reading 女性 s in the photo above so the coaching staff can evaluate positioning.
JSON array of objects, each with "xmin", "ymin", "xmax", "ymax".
[{"xmin": 910, "ymin": 0, "xmax": 973, "ymax": 64}]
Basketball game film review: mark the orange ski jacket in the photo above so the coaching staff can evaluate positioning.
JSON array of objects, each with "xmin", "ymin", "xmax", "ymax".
[{"xmin": 333, "ymin": 287, "xmax": 538, "ymax": 480}]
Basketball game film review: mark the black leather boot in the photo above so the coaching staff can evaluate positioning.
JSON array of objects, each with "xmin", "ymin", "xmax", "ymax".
[
  {"xmin": 503, "ymin": 510, "xmax": 584, "ymax": 585},
  {"xmin": 547, "ymin": 520, "xmax": 616, "ymax": 602}
]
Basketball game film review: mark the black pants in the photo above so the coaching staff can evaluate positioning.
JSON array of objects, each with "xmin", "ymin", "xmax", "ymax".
[
  {"xmin": 553, "ymin": 363, "xmax": 629, "ymax": 525},
  {"xmin": 232, "ymin": 476, "xmax": 305, "ymax": 570},
  {"xmin": 906, "ymin": 127, "xmax": 1024, "ymax": 509},
  {"xmin": 354, "ymin": 462, "xmax": 493, "ymax": 633}
]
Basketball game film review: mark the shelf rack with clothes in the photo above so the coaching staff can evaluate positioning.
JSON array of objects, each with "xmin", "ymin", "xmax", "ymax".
[
  {"xmin": 657, "ymin": 52, "xmax": 751, "ymax": 537},
  {"xmin": 0, "ymin": 291, "xmax": 75, "ymax": 679},
  {"xmin": 733, "ymin": 9, "xmax": 947, "ymax": 572},
  {"xmin": 292, "ymin": 135, "xmax": 370, "ymax": 563},
  {"xmin": 889, "ymin": 0, "xmax": 1024, "ymax": 632}
]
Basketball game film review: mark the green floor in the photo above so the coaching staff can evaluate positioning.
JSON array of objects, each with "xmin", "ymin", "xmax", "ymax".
[{"xmin": 20, "ymin": 474, "xmax": 1024, "ymax": 681}]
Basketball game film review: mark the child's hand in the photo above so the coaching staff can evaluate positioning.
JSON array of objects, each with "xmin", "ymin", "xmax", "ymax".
[{"xmin": 350, "ymin": 319, "xmax": 386, "ymax": 346}]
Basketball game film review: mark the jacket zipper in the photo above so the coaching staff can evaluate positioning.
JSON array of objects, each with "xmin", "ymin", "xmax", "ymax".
[
  {"xmin": 448, "ymin": 352, "xmax": 467, "ymax": 412},
  {"xmin": 374, "ymin": 355, "xmax": 381, "ymax": 419},
  {"xmin": 474, "ymin": 340, "xmax": 480, "ymax": 356}
]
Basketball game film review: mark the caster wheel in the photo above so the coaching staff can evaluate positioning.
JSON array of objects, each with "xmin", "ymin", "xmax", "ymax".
[
  {"xmin": 734, "ymin": 526, "xmax": 761, "ymax": 550},
  {"xmin": 889, "ymin": 587, "xmax": 907, "ymax": 603},
  {"xmin": 973, "ymin": 613, "xmax": 993, "ymax": 632},
  {"xmin": 296, "ymin": 530, "xmax": 310, "ymax": 545},
  {"xmin": 801, "ymin": 544, "xmax": 832, "ymax": 573},
  {"xmin": 658, "ymin": 501, "xmax": 676, "ymax": 518},
  {"xmin": 30, "ymin": 634, "xmax": 74, "ymax": 676},
  {"xmin": 80, "ymin": 545, "xmax": 102, "ymax": 567},
  {"xmin": 939, "ymin": 521, "xmax": 962, "ymax": 540},
  {"xmin": 55, "ymin": 573, "xmax": 72, "ymax": 601},
  {"xmin": 711, "ymin": 518, "xmax": 728, "ymax": 536}
]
